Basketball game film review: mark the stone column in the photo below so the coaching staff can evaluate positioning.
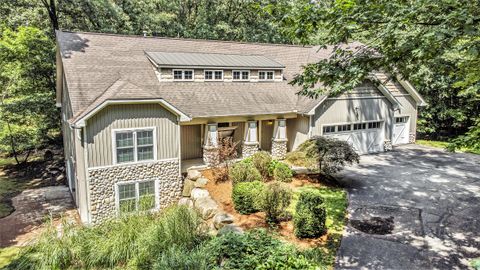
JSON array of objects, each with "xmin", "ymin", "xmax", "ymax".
[
  {"xmin": 271, "ymin": 139, "xmax": 288, "ymax": 159},
  {"xmin": 384, "ymin": 140, "xmax": 393, "ymax": 151},
  {"xmin": 409, "ymin": 133, "xmax": 416, "ymax": 143},
  {"xmin": 203, "ymin": 145, "xmax": 219, "ymax": 166},
  {"xmin": 242, "ymin": 141, "xmax": 259, "ymax": 157}
]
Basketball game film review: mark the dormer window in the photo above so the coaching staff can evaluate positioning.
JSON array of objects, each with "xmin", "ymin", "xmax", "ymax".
[
  {"xmin": 205, "ymin": 70, "xmax": 223, "ymax": 81},
  {"xmin": 173, "ymin": 69, "xmax": 194, "ymax": 81},
  {"xmin": 233, "ymin": 70, "xmax": 250, "ymax": 81},
  {"xmin": 259, "ymin": 71, "xmax": 274, "ymax": 81}
]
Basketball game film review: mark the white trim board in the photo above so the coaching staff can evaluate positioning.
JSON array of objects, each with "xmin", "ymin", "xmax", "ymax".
[{"xmin": 74, "ymin": 99, "xmax": 191, "ymax": 127}]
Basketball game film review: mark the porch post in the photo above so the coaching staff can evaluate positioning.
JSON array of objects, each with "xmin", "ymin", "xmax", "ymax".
[
  {"xmin": 242, "ymin": 120, "xmax": 259, "ymax": 157},
  {"xmin": 271, "ymin": 119, "xmax": 288, "ymax": 159},
  {"xmin": 202, "ymin": 123, "xmax": 219, "ymax": 166}
]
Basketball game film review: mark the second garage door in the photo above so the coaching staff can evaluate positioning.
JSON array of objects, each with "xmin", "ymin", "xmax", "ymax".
[{"xmin": 322, "ymin": 121, "xmax": 385, "ymax": 154}]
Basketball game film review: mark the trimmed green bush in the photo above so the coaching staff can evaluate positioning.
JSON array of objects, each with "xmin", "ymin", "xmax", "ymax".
[
  {"xmin": 261, "ymin": 181, "xmax": 292, "ymax": 224},
  {"xmin": 294, "ymin": 190, "xmax": 327, "ymax": 238},
  {"xmin": 251, "ymin": 151, "xmax": 272, "ymax": 178},
  {"xmin": 232, "ymin": 181, "xmax": 265, "ymax": 214},
  {"xmin": 229, "ymin": 161, "xmax": 262, "ymax": 184},
  {"xmin": 272, "ymin": 162, "xmax": 293, "ymax": 182}
]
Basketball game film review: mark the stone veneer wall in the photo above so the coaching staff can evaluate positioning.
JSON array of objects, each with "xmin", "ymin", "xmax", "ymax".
[
  {"xmin": 242, "ymin": 142, "xmax": 259, "ymax": 157},
  {"xmin": 88, "ymin": 159, "xmax": 182, "ymax": 224},
  {"xmin": 203, "ymin": 145, "xmax": 219, "ymax": 166},
  {"xmin": 384, "ymin": 140, "xmax": 393, "ymax": 151},
  {"xmin": 271, "ymin": 139, "xmax": 287, "ymax": 159},
  {"xmin": 409, "ymin": 133, "xmax": 416, "ymax": 143}
]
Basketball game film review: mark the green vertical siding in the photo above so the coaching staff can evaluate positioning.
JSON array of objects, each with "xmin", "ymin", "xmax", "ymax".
[{"xmin": 86, "ymin": 104, "xmax": 179, "ymax": 167}]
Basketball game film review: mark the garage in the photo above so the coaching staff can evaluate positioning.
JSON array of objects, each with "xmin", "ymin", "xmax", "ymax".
[{"xmin": 322, "ymin": 121, "xmax": 385, "ymax": 154}]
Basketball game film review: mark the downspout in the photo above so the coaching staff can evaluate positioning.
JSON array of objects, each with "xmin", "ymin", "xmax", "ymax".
[
  {"xmin": 83, "ymin": 126, "xmax": 91, "ymax": 224},
  {"xmin": 177, "ymin": 116, "xmax": 182, "ymax": 177}
]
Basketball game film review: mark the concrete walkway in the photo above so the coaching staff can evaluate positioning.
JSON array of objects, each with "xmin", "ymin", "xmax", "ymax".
[{"xmin": 335, "ymin": 144, "xmax": 480, "ymax": 269}]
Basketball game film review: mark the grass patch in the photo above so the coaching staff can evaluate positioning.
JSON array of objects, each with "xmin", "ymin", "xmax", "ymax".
[
  {"xmin": 416, "ymin": 140, "xmax": 480, "ymax": 154},
  {"xmin": 0, "ymin": 172, "xmax": 27, "ymax": 218},
  {"xmin": 288, "ymin": 185, "xmax": 347, "ymax": 267},
  {"xmin": 0, "ymin": 247, "xmax": 21, "ymax": 269}
]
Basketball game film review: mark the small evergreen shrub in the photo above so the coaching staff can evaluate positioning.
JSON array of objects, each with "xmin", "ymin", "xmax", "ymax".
[
  {"xmin": 251, "ymin": 151, "xmax": 272, "ymax": 178},
  {"xmin": 272, "ymin": 162, "xmax": 294, "ymax": 182},
  {"xmin": 294, "ymin": 190, "xmax": 327, "ymax": 238},
  {"xmin": 232, "ymin": 181, "xmax": 265, "ymax": 214},
  {"xmin": 229, "ymin": 161, "xmax": 262, "ymax": 184},
  {"xmin": 261, "ymin": 182, "xmax": 292, "ymax": 224}
]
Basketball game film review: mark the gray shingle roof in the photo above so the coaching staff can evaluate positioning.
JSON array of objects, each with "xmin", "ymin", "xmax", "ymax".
[
  {"xmin": 56, "ymin": 31, "xmax": 337, "ymax": 122},
  {"xmin": 145, "ymin": 51, "xmax": 285, "ymax": 68}
]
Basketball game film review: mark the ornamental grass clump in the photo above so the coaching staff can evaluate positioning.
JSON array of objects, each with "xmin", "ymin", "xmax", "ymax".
[
  {"xmin": 251, "ymin": 151, "xmax": 272, "ymax": 178},
  {"xmin": 229, "ymin": 161, "xmax": 262, "ymax": 184},
  {"xmin": 261, "ymin": 181, "xmax": 292, "ymax": 224},
  {"xmin": 294, "ymin": 190, "xmax": 327, "ymax": 238}
]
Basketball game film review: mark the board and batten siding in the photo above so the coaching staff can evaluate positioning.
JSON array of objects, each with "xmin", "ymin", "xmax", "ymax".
[
  {"xmin": 287, "ymin": 115, "xmax": 310, "ymax": 151},
  {"xmin": 394, "ymin": 95, "xmax": 418, "ymax": 133},
  {"xmin": 86, "ymin": 104, "xmax": 179, "ymax": 168},
  {"xmin": 312, "ymin": 96, "xmax": 394, "ymax": 139},
  {"xmin": 181, "ymin": 125, "xmax": 203, "ymax": 160}
]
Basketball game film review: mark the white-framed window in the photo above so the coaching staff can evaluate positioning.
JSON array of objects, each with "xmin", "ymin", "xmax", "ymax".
[
  {"xmin": 337, "ymin": 124, "xmax": 352, "ymax": 132},
  {"xmin": 395, "ymin": 116, "xmax": 409, "ymax": 123},
  {"xmin": 368, "ymin": 121, "xmax": 382, "ymax": 129},
  {"xmin": 259, "ymin": 71, "xmax": 274, "ymax": 81},
  {"xmin": 116, "ymin": 180, "xmax": 157, "ymax": 215},
  {"xmin": 353, "ymin": 123, "xmax": 367, "ymax": 130},
  {"xmin": 113, "ymin": 128, "xmax": 156, "ymax": 164},
  {"xmin": 246, "ymin": 121, "xmax": 258, "ymax": 142},
  {"xmin": 204, "ymin": 70, "xmax": 223, "ymax": 81},
  {"xmin": 232, "ymin": 70, "xmax": 250, "ymax": 81},
  {"xmin": 172, "ymin": 69, "xmax": 194, "ymax": 81},
  {"xmin": 274, "ymin": 119, "xmax": 287, "ymax": 139},
  {"xmin": 323, "ymin": 125, "xmax": 336, "ymax": 134}
]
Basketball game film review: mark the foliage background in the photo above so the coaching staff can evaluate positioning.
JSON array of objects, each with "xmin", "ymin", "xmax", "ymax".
[{"xmin": 0, "ymin": 0, "xmax": 478, "ymax": 158}]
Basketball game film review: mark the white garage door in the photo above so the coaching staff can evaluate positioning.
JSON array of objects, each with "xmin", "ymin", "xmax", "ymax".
[
  {"xmin": 322, "ymin": 121, "xmax": 385, "ymax": 154},
  {"xmin": 392, "ymin": 116, "xmax": 410, "ymax": 145}
]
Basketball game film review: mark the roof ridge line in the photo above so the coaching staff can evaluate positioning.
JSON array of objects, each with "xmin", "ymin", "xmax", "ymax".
[{"xmin": 57, "ymin": 29, "xmax": 313, "ymax": 49}]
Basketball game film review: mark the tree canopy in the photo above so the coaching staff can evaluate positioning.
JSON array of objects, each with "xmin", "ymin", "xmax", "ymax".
[{"xmin": 272, "ymin": 0, "xmax": 480, "ymax": 150}]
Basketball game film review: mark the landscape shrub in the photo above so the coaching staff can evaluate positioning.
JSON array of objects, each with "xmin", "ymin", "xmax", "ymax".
[
  {"xmin": 272, "ymin": 162, "xmax": 294, "ymax": 182},
  {"xmin": 232, "ymin": 181, "xmax": 265, "ymax": 214},
  {"xmin": 229, "ymin": 161, "xmax": 262, "ymax": 184},
  {"xmin": 291, "ymin": 136, "xmax": 359, "ymax": 175},
  {"xmin": 251, "ymin": 151, "xmax": 272, "ymax": 178},
  {"xmin": 294, "ymin": 190, "xmax": 327, "ymax": 238},
  {"xmin": 285, "ymin": 150, "xmax": 316, "ymax": 168},
  {"xmin": 206, "ymin": 229, "xmax": 316, "ymax": 270},
  {"xmin": 260, "ymin": 181, "xmax": 292, "ymax": 224}
]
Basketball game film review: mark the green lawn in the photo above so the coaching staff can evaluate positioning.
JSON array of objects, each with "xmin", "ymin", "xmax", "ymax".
[
  {"xmin": 289, "ymin": 185, "xmax": 348, "ymax": 267},
  {"xmin": 0, "ymin": 156, "xmax": 31, "ymax": 218},
  {"xmin": 416, "ymin": 140, "xmax": 480, "ymax": 155}
]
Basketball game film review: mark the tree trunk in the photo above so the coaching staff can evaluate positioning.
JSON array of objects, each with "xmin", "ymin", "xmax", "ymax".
[{"xmin": 41, "ymin": 0, "xmax": 59, "ymax": 35}]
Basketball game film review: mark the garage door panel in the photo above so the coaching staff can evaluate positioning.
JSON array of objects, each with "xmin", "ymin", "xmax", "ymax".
[{"xmin": 324, "ymin": 122, "xmax": 384, "ymax": 155}]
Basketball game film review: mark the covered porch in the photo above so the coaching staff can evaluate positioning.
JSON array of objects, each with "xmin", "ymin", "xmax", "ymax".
[{"xmin": 180, "ymin": 116, "xmax": 292, "ymax": 172}]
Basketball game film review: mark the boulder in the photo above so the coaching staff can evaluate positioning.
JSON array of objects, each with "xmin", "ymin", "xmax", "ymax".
[
  {"xmin": 182, "ymin": 179, "xmax": 196, "ymax": 197},
  {"xmin": 213, "ymin": 212, "xmax": 234, "ymax": 229},
  {"xmin": 187, "ymin": 170, "xmax": 202, "ymax": 181},
  {"xmin": 217, "ymin": 224, "xmax": 244, "ymax": 236},
  {"xmin": 194, "ymin": 177, "xmax": 209, "ymax": 188},
  {"xmin": 190, "ymin": 188, "xmax": 209, "ymax": 201},
  {"xmin": 195, "ymin": 197, "xmax": 219, "ymax": 220},
  {"xmin": 178, "ymin": 197, "xmax": 194, "ymax": 208}
]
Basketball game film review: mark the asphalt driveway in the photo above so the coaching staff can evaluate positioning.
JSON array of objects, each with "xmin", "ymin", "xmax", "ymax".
[{"xmin": 335, "ymin": 144, "xmax": 480, "ymax": 269}]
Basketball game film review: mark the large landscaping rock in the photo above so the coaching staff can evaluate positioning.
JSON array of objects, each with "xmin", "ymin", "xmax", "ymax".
[
  {"xmin": 178, "ymin": 197, "xmax": 194, "ymax": 208},
  {"xmin": 187, "ymin": 170, "xmax": 202, "ymax": 181},
  {"xmin": 191, "ymin": 188, "xmax": 210, "ymax": 201},
  {"xmin": 213, "ymin": 212, "xmax": 234, "ymax": 229},
  {"xmin": 217, "ymin": 224, "xmax": 244, "ymax": 236},
  {"xmin": 194, "ymin": 177, "xmax": 209, "ymax": 188},
  {"xmin": 182, "ymin": 179, "xmax": 196, "ymax": 197},
  {"xmin": 195, "ymin": 197, "xmax": 219, "ymax": 220}
]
